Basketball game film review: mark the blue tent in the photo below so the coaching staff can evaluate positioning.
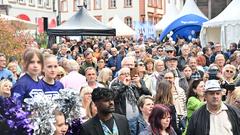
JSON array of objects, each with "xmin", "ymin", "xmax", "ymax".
[{"xmin": 159, "ymin": 14, "xmax": 208, "ymax": 42}]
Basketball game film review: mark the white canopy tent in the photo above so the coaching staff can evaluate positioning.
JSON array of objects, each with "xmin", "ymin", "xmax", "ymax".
[
  {"xmin": 155, "ymin": 2, "xmax": 179, "ymax": 31},
  {"xmin": 0, "ymin": 14, "xmax": 37, "ymax": 30},
  {"xmin": 178, "ymin": 0, "xmax": 208, "ymax": 19},
  {"xmin": 159, "ymin": 0, "xmax": 208, "ymax": 41},
  {"xmin": 107, "ymin": 15, "xmax": 136, "ymax": 36},
  {"xmin": 200, "ymin": 0, "xmax": 240, "ymax": 49}
]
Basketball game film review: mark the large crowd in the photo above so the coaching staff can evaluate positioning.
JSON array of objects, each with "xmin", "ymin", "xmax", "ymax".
[{"xmin": 0, "ymin": 36, "xmax": 240, "ymax": 135}]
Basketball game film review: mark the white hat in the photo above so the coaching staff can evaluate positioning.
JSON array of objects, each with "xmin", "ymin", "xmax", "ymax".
[{"xmin": 205, "ymin": 80, "xmax": 222, "ymax": 91}]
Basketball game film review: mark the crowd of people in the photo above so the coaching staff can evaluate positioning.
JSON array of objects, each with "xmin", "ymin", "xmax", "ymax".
[{"xmin": 0, "ymin": 36, "xmax": 240, "ymax": 135}]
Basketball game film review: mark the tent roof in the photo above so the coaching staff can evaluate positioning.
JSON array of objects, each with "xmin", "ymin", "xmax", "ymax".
[
  {"xmin": 47, "ymin": 6, "xmax": 115, "ymax": 36},
  {"xmin": 203, "ymin": 0, "xmax": 240, "ymax": 27},
  {"xmin": 179, "ymin": 0, "xmax": 208, "ymax": 19},
  {"xmin": 155, "ymin": 2, "xmax": 179, "ymax": 31},
  {"xmin": 0, "ymin": 14, "xmax": 37, "ymax": 30},
  {"xmin": 107, "ymin": 15, "xmax": 136, "ymax": 36},
  {"xmin": 159, "ymin": 0, "xmax": 208, "ymax": 41},
  {"xmin": 159, "ymin": 14, "xmax": 208, "ymax": 41}
]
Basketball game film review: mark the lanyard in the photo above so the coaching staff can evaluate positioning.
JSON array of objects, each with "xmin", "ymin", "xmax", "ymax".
[{"xmin": 100, "ymin": 118, "xmax": 119, "ymax": 135}]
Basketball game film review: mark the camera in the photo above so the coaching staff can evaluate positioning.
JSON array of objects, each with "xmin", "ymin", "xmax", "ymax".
[
  {"xmin": 221, "ymin": 82, "xmax": 235, "ymax": 91},
  {"xmin": 208, "ymin": 66, "xmax": 219, "ymax": 80}
]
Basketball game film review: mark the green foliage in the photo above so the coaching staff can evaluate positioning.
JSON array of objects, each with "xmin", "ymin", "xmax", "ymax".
[{"xmin": 36, "ymin": 32, "xmax": 48, "ymax": 49}]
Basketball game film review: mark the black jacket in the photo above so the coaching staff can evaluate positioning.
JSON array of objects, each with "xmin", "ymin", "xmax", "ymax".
[
  {"xmin": 110, "ymin": 80, "xmax": 151, "ymax": 115},
  {"xmin": 186, "ymin": 104, "xmax": 240, "ymax": 135},
  {"xmin": 80, "ymin": 113, "xmax": 130, "ymax": 135}
]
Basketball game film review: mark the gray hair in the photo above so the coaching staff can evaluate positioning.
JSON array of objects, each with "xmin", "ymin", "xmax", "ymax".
[{"xmin": 66, "ymin": 59, "xmax": 80, "ymax": 72}]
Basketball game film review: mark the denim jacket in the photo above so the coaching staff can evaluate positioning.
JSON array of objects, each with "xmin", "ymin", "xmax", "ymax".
[{"xmin": 128, "ymin": 114, "xmax": 148, "ymax": 135}]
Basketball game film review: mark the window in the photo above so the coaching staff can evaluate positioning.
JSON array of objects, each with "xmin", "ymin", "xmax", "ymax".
[
  {"xmin": 8, "ymin": 0, "xmax": 17, "ymax": 3},
  {"xmin": 45, "ymin": 0, "xmax": 50, "ymax": 8},
  {"xmin": 61, "ymin": 0, "xmax": 68, "ymax": 12},
  {"xmin": 29, "ymin": 0, "xmax": 35, "ymax": 5},
  {"xmin": 94, "ymin": 0, "xmax": 101, "ymax": 9},
  {"xmin": 19, "ymin": 0, "xmax": 26, "ymax": 4},
  {"xmin": 109, "ymin": 0, "xmax": 116, "ymax": 8},
  {"xmin": 38, "ymin": 0, "xmax": 43, "ymax": 6},
  {"xmin": 148, "ymin": 0, "xmax": 152, "ymax": 6},
  {"xmin": 124, "ymin": 0, "xmax": 132, "ymax": 7},
  {"xmin": 157, "ymin": 0, "xmax": 162, "ymax": 8},
  {"xmin": 148, "ymin": 15, "xmax": 153, "ymax": 24},
  {"xmin": 73, "ymin": 0, "xmax": 81, "ymax": 11},
  {"xmin": 84, "ymin": 0, "xmax": 91, "ymax": 10},
  {"xmin": 125, "ymin": 16, "xmax": 132, "ymax": 28}
]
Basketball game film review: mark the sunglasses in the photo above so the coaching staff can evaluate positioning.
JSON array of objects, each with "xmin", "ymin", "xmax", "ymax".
[
  {"xmin": 166, "ymin": 51, "xmax": 174, "ymax": 53},
  {"xmin": 226, "ymin": 70, "xmax": 233, "ymax": 73}
]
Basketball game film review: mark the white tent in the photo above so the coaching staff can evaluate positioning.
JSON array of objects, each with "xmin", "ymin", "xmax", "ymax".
[
  {"xmin": 179, "ymin": 0, "xmax": 208, "ymax": 19},
  {"xmin": 155, "ymin": 2, "xmax": 179, "ymax": 31},
  {"xmin": 0, "ymin": 14, "xmax": 37, "ymax": 30},
  {"xmin": 107, "ymin": 15, "xmax": 136, "ymax": 36},
  {"xmin": 200, "ymin": 0, "xmax": 240, "ymax": 49},
  {"xmin": 159, "ymin": 0, "xmax": 208, "ymax": 41}
]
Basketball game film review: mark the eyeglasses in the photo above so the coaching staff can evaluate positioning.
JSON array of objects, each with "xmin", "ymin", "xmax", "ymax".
[
  {"xmin": 158, "ymin": 50, "xmax": 163, "ymax": 52},
  {"xmin": 135, "ymin": 51, "xmax": 140, "ymax": 54},
  {"xmin": 98, "ymin": 60, "xmax": 105, "ymax": 63},
  {"xmin": 164, "ymin": 77, "xmax": 174, "ymax": 79},
  {"xmin": 120, "ymin": 72, "xmax": 130, "ymax": 76},
  {"xmin": 57, "ymin": 74, "xmax": 64, "ymax": 77},
  {"xmin": 166, "ymin": 51, "xmax": 174, "ymax": 53},
  {"xmin": 226, "ymin": 70, "xmax": 233, "ymax": 73}
]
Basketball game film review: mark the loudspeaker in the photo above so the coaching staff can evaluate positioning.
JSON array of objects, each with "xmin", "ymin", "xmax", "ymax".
[{"xmin": 43, "ymin": 17, "xmax": 48, "ymax": 32}]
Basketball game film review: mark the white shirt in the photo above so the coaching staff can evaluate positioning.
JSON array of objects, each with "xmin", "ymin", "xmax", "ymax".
[{"xmin": 207, "ymin": 102, "xmax": 233, "ymax": 135}]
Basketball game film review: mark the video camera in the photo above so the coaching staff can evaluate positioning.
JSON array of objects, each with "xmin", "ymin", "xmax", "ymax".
[{"xmin": 207, "ymin": 65, "xmax": 235, "ymax": 91}]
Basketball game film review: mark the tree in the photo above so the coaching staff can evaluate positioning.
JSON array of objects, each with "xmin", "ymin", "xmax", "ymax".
[{"xmin": 0, "ymin": 18, "xmax": 33, "ymax": 60}]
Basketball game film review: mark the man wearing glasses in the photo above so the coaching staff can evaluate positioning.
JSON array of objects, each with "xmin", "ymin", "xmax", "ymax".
[{"xmin": 110, "ymin": 67, "xmax": 150, "ymax": 120}]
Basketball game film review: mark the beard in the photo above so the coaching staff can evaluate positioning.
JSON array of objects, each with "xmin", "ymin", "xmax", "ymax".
[{"xmin": 101, "ymin": 107, "xmax": 115, "ymax": 114}]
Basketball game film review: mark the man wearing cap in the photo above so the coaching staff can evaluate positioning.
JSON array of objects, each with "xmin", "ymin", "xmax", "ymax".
[
  {"xmin": 164, "ymin": 45, "xmax": 176, "ymax": 57},
  {"xmin": 187, "ymin": 80, "xmax": 240, "ymax": 135},
  {"xmin": 80, "ymin": 87, "xmax": 130, "ymax": 135},
  {"xmin": 164, "ymin": 56, "xmax": 189, "ymax": 92}
]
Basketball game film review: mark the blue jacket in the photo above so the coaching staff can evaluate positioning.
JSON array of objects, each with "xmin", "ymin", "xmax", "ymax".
[
  {"xmin": 107, "ymin": 54, "xmax": 122, "ymax": 77},
  {"xmin": 128, "ymin": 114, "xmax": 148, "ymax": 135}
]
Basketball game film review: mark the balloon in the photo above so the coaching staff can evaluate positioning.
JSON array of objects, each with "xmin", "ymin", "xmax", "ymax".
[
  {"xmin": 171, "ymin": 41, "xmax": 176, "ymax": 45},
  {"xmin": 167, "ymin": 34, "xmax": 171, "ymax": 38}
]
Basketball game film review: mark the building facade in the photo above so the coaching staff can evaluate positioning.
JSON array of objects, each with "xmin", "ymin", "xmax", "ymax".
[
  {"xmin": 189, "ymin": 0, "xmax": 232, "ymax": 19},
  {"xmin": 60, "ymin": 0, "xmax": 165, "ymax": 28},
  {"xmin": 0, "ymin": 0, "xmax": 58, "ymax": 33}
]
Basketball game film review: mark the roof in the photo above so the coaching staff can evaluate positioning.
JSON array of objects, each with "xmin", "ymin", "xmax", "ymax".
[
  {"xmin": 47, "ymin": 6, "xmax": 115, "ymax": 36},
  {"xmin": 203, "ymin": 0, "xmax": 240, "ymax": 27},
  {"xmin": 159, "ymin": 0, "xmax": 208, "ymax": 41},
  {"xmin": 155, "ymin": 2, "xmax": 179, "ymax": 31},
  {"xmin": 107, "ymin": 15, "xmax": 136, "ymax": 36}
]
